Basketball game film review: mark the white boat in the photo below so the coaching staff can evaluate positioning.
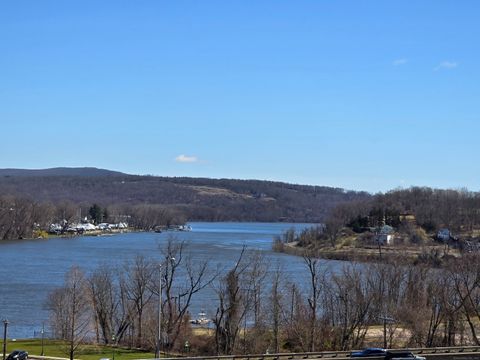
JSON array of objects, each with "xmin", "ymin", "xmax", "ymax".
[
  {"xmin": 179, "ymin": 225, "xmax": 192, "ymax": 231},
  {"xmin": 190, "ymin": 310, "xmax": 210, "ymax": 325}
]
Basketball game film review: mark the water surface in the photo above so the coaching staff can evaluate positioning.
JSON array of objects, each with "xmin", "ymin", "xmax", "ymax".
[{"xmin": 0, "ymin": 222, "xmax": 343, "ymax": 338}]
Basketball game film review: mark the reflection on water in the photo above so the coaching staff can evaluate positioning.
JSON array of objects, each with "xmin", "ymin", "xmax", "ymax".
[{"xmin": 0, "ymin": 222, "xmax": 344, "ymax": 338}]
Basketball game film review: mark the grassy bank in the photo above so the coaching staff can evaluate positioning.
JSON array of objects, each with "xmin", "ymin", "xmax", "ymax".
[
  {"xmin": 1, "ymin": 339, "xmax": 154, "ymax": 360},
  {"xmin": 275, "ymin": 238, "xmax": 459, "ymax": 266}
]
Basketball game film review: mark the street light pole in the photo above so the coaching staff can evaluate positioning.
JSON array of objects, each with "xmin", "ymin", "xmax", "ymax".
[
  {"xmin": 41, "ymin": 322, "xmax": 45, "ymax": 356},
  {"xmin": 112, "ymin": 334, "xmax": 116, "ymax": 360},
  {"xmin": 2, "ymin": 319, "xmax": 9, "ymax": 360},
  {"xmin": 156, "ymin": 263, "xmax": 162, "ymax": 359}
]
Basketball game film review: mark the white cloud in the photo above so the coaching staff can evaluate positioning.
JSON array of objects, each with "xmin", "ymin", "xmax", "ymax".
[
  {"xmin": 434, "ymin": 61, "xmax": 458, "ymax": 71},
  {"xmin": 175, "ymin": 154, "xmax": 198, "ymax": 163},
  {"xmin": 393, "ymin": 58, "xmax": 408, "ymax": 66}
]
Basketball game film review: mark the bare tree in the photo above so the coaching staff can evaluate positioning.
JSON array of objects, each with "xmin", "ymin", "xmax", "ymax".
[
  {"xmin": 327, "ymin": 265, "xmax": 373, "ymax": 350},
  {"xmin": 268, "ymin": 264, "xmax": 287, "ymax": 353},
  {"xmin": 366, "ymin": 262, "xmax": 405, "ymax": 348},
  {"xmin": 47, "ymin": 266, "xmax": 91, "ymax": 360},
  {"xmin": 88, "ymin": 265, "xmax": 118, "ymax": 344},
  {"xmin": 303, "ymin": 252, "xmax": 326, "ymax": 352},
  {"xmin": 157, "ymin": 238, "xmax": 217, "ymax": 351},
  {"xmin": 47, "ymin": 288, "xmax": 69, "ymax": 340},
  {"xmin": 123, "ymin": 255, "xmax": 155, "ymax": 347},
  {"xmin": 213, "ymin": 247, "xmax": 251, "ymax": 355},
  {"xmin": 448, "ymin": 254, "xmax": 480, "ymax": 345},
  {"xmin": 55, "ymin": 200, "xmax": 79, "ymax": 233}
]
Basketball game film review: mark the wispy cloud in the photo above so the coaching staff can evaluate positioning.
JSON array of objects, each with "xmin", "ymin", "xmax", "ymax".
[
  {"xmin": 175, "ymin": 154, "xmax": 198, "ymax": 163},
  {"xmin": 393, "ymin": 58, "xmax": 408, "ymax": 66},
  {"xmin": 434, "ymin": 61, "xmax": 458, "ymax": 71}
]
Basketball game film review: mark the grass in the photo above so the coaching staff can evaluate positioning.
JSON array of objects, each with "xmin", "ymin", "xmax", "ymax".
[{"xmin": 2, "ymin": 339, "xmax": 155, "ymax": 360}]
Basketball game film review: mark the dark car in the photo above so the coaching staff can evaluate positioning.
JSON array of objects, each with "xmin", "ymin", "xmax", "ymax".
[
  {"xmin": 385, "ymin": 351, "xmax": 425, "ymax": 360},
  {"xmin": 6, "ymin": 350, "xmax": 28, "ymax": 360},
  {"xmin": 351, "ymin": 348, "xmax": 387, "ymax": 357}
]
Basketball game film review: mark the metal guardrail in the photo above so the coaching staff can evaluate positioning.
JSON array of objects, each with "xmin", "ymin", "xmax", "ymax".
[
  {"xmin": 140, "ymin": 346, "xmax": 480, "ymax": 360},
  {"xmin": 26, "ymin": 346, "xmax": 480, "ymax": 360}
]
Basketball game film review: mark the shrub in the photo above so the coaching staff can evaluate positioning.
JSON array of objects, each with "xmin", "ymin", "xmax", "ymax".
[
  {"xmin": 33, "ymin": 230, "xmax": 49, "ymax": 239},
  {"xmin": 410, "ymin": 227, "xmax": 428, "ymax": 244}
]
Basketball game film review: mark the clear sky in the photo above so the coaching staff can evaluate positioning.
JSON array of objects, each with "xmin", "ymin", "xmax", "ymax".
[{"xmin": 1, "ymin": 1, "xmax": 478, "ymax": 193}]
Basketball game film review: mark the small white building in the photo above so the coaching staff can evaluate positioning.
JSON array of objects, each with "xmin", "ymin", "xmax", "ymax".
[
  {"xmin": 76, "ymin": 223, "xmax": 97, "ymax": 231},
  {"xmin": 376, "ymin": 225, "xmax": 395, "ymax": 245}
]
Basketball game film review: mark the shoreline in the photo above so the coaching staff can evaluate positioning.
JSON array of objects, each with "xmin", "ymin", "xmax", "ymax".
[{"xmin": 274, "ymin": 241, "xmax": 460, "ymax": 266}]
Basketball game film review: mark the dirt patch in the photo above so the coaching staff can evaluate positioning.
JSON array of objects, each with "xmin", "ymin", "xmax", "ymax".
[{"xmin": 189, "ymin": 186, "xmax": 253, "ymax": 199}]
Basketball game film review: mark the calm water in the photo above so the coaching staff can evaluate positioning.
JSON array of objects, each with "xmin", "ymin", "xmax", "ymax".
[{"xmin": 0, "ymin": 222, "xmax": 344, "ymax": 339}]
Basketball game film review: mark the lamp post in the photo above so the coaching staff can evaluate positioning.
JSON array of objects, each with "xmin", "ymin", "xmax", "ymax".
[
  {"xmin": 111, "ymin": 334, "xmax": 116, "ymax": 360},
  {"xmin": 41, "ymin": 322, "xmax": 45, "ymax": 356},
  {"xmin": 156, "ymin": 263, "xmax": 162, "ymax": 359},
  {"xmin": 2, "ymin": 319, "xmax": 9, "ymax": 360}
]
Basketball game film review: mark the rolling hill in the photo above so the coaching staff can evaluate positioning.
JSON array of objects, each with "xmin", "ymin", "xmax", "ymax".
[{"xmin": 0, "ymin": 167, "xmax": 370, "ymax": 222}]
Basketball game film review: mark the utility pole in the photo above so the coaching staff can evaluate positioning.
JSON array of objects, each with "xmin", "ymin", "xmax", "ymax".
[
  {"xmin": 290, "ymin": 284, "xmax": 296, "ymax": 323},
  {"xmin": 156, "ymin": 263, "xmax": 162, "ymax": 359},
  {"xmin": 41, "ymin": 322, "xmax": 45, "ymax": 356},
  {"xmin": 378, "ymin": 315, "xmax": 394, "ymax": 349},
  {"xmin": 383, "ymin": 317, "xmax": 387, "ymax": 349},
  {"xmin": 2, "ymin": 319, "xmax": 8, "ymax": 360}
]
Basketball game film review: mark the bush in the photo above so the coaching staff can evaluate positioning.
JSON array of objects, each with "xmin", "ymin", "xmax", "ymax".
[
  {"xmin": 356, "ymin": 232, "xmax": 374, "ymax": 246},
  {"xmin": 341, "ymin": 237, "xmax": 354, "ymax": 247},
  {"xmin": 33, "ymin": 230, "xmax": 49, "ymax": 239},
  {"xmin": 410, "ymin": 227, "xmax": 428, "ymax": 244}
]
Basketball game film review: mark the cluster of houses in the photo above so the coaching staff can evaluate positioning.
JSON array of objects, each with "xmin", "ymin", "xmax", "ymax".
[
  {"xmin": 373, "ymin": 224, "xmax": 480, "ymax": 253},
  {"xmin": 49, "ymin": 221, "xmax": 128, "ymax": 234},
  {"xmin": 436, "ymin": 228, "xmax": 480, "ymax": 252},
  {"xmin": 435, "ymin": 228, "xmax": 466, "ymax": 248}
]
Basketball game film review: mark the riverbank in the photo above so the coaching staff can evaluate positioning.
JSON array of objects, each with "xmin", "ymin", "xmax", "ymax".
[
  {"xmin": 9, "ymin": 228, "xmax": 136, "ymax": 242},
  {"xmin": 274, "ymin": 238, "xmax": 461, "ymax": 266},
  {"xmin": 6, "ymin": 227, "xmax": 187, "ymax": 242}
]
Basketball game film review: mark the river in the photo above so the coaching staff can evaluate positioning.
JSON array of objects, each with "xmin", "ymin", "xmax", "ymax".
[{"xmin": 0, "ymin": 222, "xmax": 346, "ymax": 339}]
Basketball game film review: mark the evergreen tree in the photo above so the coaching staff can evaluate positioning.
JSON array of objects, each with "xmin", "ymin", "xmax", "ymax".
[{"xmin": 89, "ymin": 204, "xmax": 103, "ymax": 225}]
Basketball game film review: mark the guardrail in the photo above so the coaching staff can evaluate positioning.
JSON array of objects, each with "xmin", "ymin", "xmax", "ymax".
[
  {"xmin": 27, "ymin": 346, "xmax": 480, "ymax": 360},
  {"xmin": 135, "ymin": 346, "xmax": 480, "ymax": 360}
]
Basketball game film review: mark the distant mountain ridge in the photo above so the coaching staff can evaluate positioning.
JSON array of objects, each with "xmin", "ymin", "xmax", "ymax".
[
  {"xmin": 0, "ymin": 167, "xmax": 126, "ymax": 177},
  {"xmin": 0, "ymin": 167, "xmax": 370, "ymax": 222}
]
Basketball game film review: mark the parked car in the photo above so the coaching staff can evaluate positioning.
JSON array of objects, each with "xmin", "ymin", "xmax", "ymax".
[
  {"xmin": 351, "ymin": 348, "xmax": 387, "ymax": 357},
  {"xmin": 6, "ymin": 350, "xmax": 28, "ymax": 360},
  {"xmin": 385, "ymin": 351, "xmax": 425, "ymax": 360}
]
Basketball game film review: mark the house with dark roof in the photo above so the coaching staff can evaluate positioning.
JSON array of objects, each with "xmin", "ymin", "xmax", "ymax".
[{"xmin": 376, "ymin": 225, "xmax": 395, "ymax": 245}]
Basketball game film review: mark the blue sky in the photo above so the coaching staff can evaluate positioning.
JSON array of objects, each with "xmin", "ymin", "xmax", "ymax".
[{"xmin": 1, "ymin": 1, "xmax": 479, "ymax": 193}]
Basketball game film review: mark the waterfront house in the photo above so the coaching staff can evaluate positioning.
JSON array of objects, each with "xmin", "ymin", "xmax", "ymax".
[{"xmin": 376, "ymin": 225, "xmax": 395, "ymax": 245}]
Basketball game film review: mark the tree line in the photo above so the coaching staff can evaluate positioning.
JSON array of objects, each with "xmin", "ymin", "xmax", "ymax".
[
  {"xmin": 47, "ymin": 239, "xmax": 480, "ymax": 359},
  {"xmin": 0, "ymin": 195, "xmax": 183, "ymax": 240},
  {"xmin": 334, "ymin": 187, "xmax": 480, "ymax": 233},
  {"xmin": 281, "ymin": 187, "xmax": 480, "ymax": 252},
  {"xmin": 0, "ymin": 173, "xmax": 369, "ymax": 223}
]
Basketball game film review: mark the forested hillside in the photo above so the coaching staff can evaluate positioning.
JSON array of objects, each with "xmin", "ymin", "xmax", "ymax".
[
  {"xmin": 0, "ymin": 167, "xmax": 369, "ymax": 223},
  {"xmin": 281, "ymin": 187, "xmax": 480, "ymax": 264}
]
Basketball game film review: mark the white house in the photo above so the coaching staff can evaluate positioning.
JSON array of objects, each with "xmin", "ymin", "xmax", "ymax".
[{"xmin": 376, "ymin": 225, "xmax": 395, "ymax": 245}]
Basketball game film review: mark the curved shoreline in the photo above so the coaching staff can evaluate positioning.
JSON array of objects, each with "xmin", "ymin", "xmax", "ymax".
[{"xmin": 274, "ymin": 241, "xmax": 459, "ymax": 266}]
